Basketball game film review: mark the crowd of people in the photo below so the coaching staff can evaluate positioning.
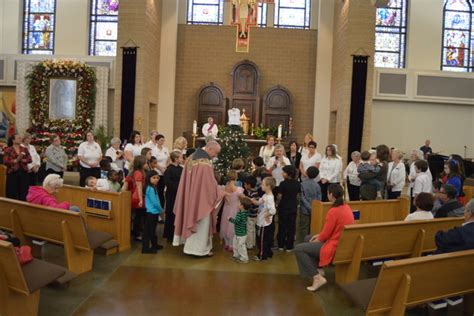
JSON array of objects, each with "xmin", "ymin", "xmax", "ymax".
[{"xmin": 1, "ymin": 130, "xmax": 473, "ymax": 292}]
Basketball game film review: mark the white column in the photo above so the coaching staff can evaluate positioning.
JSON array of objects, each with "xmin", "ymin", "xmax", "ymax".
[
  {"xmin": 312, "ymin": 0, "xmax": 334, "ymax": 149},
  {"xmin": 406, "ymin": 0, "xmax": 444, "ymax": 70},
  {"xmin": 157, "ymin": 0, "xmax": 179, "ymax": 139},
  {"xmin": 0, "ymin": 0, "xmax": 21, "ymax": 54}
]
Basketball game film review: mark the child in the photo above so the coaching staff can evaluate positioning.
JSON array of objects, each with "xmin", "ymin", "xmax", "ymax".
[
  {"xmin": 252, "ymin": 156, "xmax": 267, "ymax": 186},
  {"xmin": 276, "ymin": 165, "xmax": 300, "ymax": 251},
  {"xmin": 100, "ymin": 158, "xmax": 112, "ymax": 179},
  {"xmin": 405, "ymin": 192, "xmax": 434, "ymax": 221},
  {"xmin": 243, "ymin": 175, "xmax": 259, "ymax": 249},
  {"xmin": 107, "ymin": 170, "xmax": 122, "ymax": 192},
  {"xmin": 122, "ymin": 155, "xmax": 147, "ymax": 241},
  {"xmin": 141, "ymin": 147, "xmax": 153, "ymax": 171},
  {"xmin": 85, "ymin": 176, "xmax": 110, "ymax": 192},
  {"xmin": 142, "ymin": 170, "xmax": 163, "ymax": 253},
  {"xmin": 412, "ymin": 160, "xmax": 432, "ymax": 202},
  {"xmin": 358, "ymin": 151, "xmax": 383, "ymax": 199},
  {"xmin": 299, "ymin": 166, "xmax": 321, "ymax": 242},
  {"xmin": 149, "ymin": 156, "xmax": 159, "ymax": 172},
  {"xmin": 253, "ymin": 176, "xmax": 277, "ymax": 261},
  {"xmin": 220, "ymin": 170, "xmax": 244, "ymax": 250},
  {"xmin": 232, "ymin": 158, "xmax": 249, "ymax": 187},
  {"xmin": 228, "ymin": 196, "xmax": 252, "ymax": 263},
  {"xmin": 163, "ymin": 150, "xmax": 183, "ymax": 243}
]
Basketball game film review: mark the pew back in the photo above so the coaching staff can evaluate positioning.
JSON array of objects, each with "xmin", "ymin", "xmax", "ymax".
[
  {"xmin": 55, "ymin": 185, "xmax": 131, "ymax": 252},
  {"xmin": 311, "ymin": 197, "xmax": 409, "ymax": 234},
  {"xmin": 0, "ymin": 165, "xmax": 5, "ymax": 198},
  {"xmin": 368, "ymin": 250, "xmax": 474, "ymax": 314},
  {"xmin": 0, "ymin": 240, "xmax": 29, "ymax": 295},
  {"xmin": 464, "ymin": 185, "xmax": 473, "ymax": 202},
  {"xmin": 0, "ymin": 198, "xmax": 90, "ymax": 251},
  {"xmin": 334, "ymin": 218, "xmax": 464, "ymax": 264}
]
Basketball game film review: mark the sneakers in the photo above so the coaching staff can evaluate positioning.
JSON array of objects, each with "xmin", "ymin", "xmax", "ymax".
[
  {"xmin": 252, "ymin": 255, "xmax": 262, "ymax": 261},
  {"xmin": 285, "ymin": 248, "xmax": 294, "ymax": 253},
  {"xmin": 278, "ymin": 248, "xmax": 284, "ymax": 251},
  {"xmin": 306, "ymin": 275, "xmax": 327, "ymax": 292}
]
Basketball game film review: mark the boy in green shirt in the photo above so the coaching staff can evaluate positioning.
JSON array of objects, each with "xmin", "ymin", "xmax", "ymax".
[{"xmin": 228, "ymin": 196, "xmax": 252, "ymax": 263}]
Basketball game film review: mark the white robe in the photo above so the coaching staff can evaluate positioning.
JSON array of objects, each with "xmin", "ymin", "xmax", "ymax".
[{"xmin": 180, "ymin": 215, "xmax": 213, "ymax": 256}]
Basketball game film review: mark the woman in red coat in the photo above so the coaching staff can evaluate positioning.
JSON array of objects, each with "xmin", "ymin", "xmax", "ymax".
[{"xmin": 294, "ymin": 184, "xmax": 355, "ymax": 291}]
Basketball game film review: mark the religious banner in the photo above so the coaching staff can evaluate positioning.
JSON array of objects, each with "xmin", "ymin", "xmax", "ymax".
[
  {"xmin": 120, "ymin": 47, "xmax": 137, "ymax": 141},
  {"xmin": 347, "ymin": 55, "xmax": 369, "ymax": 164}
]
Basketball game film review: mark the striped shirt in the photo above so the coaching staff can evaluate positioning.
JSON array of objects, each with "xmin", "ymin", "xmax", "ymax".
[{"xmin": 229, "ymin": 210, "xmax": 249, "ymax": 237}]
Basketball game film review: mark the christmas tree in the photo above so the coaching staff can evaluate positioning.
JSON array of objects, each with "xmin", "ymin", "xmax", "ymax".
[{"xmin": 215, "ymin": 125, "xmax": 251, "ymax": 180}]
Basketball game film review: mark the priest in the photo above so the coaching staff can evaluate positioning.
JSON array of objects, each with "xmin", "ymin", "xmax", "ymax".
[
  {"xmin": 173, "ymin": 141, "xmax": 225, "ymax": 256},
  {"xmin": 202, "ymin": 117, "xmax": 219, "ymax": 138}
]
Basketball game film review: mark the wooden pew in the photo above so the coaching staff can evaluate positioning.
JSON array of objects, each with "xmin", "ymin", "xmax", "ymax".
[
  {"xmin": 55, "ymin": 185, "xmax": 131, "ymax": 252},
  {"xmin": 0, "ymin": 165, "xmax": 5, "ymax": 198},
  {"xmin": 311, "ymin": 197, "xmax": 409, "ymax": 234},
  {"xmin": 0, "ymin": 197, "xmax": 111, "ymax": 274},
  {"xmin": 464, "ymin": 185, "xmax": 473, "ymax": 202},
  {"xmin": 340, "ymin": 249, "xmax": 474, "ymax": 315},
  {"xmin": 333, "ymin": 218, "xmax": 464, "ymax": 285},
  {"xmin": 0, "ymin": 240, "xmax": 68, "ymax": 316}
]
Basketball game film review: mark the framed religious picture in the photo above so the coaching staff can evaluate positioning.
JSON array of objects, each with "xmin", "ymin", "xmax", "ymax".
[{"xmin": 48, "ymin": 78, "xmax": 77, "ymax": 120}]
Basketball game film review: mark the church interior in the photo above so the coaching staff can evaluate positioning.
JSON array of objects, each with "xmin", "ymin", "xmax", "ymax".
[{"xmin": 0, "ymin": 0, "xmax": 474, "ymax": 315}]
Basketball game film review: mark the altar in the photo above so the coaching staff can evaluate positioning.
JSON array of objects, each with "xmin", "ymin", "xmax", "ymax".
[{"xmin": 183, "ymin": 59, "xmax": 295, "ymax": 157}]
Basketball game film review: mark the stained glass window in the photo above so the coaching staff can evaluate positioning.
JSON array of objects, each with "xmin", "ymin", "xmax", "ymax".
[
  {"xmin": 258, "ymin": 3, "xmax": 268, "ymax": 27},
  {"xmin": 89, "ymin": 0, "xmax": 119, "ymax": 56},
  {"xmin": 374, "ymin": 0, "xmax": 408, "ymax": 68},
  {"xmin": 441, "ymin": 0, "xmax": 473, "ymax": 72},
  {"xmin": 274, "ymin": 0, "xmax": 311, "ymax": 29},
  {"xmin": 187, "ymin": 0, "xmax": 224, "ymax": 25},
  {"xmin": 22, "ymin": 0, "xmax": 56, "ymax": 55}
]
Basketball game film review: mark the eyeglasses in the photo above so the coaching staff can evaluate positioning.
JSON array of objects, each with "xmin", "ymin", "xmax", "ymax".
[{"xmin": 308, "ymin": 147, "xmax": 316, "ymax": 149}]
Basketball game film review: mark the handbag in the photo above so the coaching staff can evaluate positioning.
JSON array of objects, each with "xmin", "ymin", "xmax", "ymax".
[{"xmin": 15, "ymin": 246, "xmax": 33, "ymax": 265}]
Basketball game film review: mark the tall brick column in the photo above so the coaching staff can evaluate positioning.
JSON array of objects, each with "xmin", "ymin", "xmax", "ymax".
[
  {"xmin": 329, "ymin": 0, "xmax": 375, "ymax": 161},
  {"xmin": 113, "ymin": 0, "xmax": 162, "ymax": 138}
]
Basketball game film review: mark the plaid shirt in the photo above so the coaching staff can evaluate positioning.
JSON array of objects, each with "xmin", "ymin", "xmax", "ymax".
[{"xmin": 3, "ymin": 146, "xmax": 32, "ymax": 174}]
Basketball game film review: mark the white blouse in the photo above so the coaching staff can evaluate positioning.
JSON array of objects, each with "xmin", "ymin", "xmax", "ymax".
[
  {"xmin": 259, "ymin": 145, "xmax": 275, "ymax": 166},
  {"xmin": 124, "ymin": 143, "xmax": 143, "ymax": 169},
  {"xmin": 387, "ymin": 161, "xmax": 406, "ymax": 192},
  {"xmin": 152, "ymin": 146, "xmax": 170, "ymax": 175},
  {"xmin": 343, "ymin": 161, "xmax": 361, "ymax": 186},
  {"xmin": 319, "ymin": 157, "xmax": 343, "ymax": 183},
  {"xmin": 300, "ymin": 152, "xmax": 322, "ymax": 181},
  {"xmin": 266, "ymin": 156, "xmax": 291, "ymax": 186},
  {"xmin": 25, "ymin": 144, "xmax": 41, "ymax": 171},
  {"xmin": 78, "ymin": 141, "xmax": 102, "ymax": 168}
]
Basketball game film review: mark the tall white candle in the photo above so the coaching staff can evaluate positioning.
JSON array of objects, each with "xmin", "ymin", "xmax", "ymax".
[
  {"xmin": 193, "ymin": 120, "xmax": 197, "ymax": 134},
  {"xmin": 277, "ymin": 124, "xmax": 282, "ymax": 139}
]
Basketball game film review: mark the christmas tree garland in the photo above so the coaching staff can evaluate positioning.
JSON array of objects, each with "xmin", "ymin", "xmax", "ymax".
[{"xmin": 26, "ymin": 60, "xmax": 97, "ymax": 168}]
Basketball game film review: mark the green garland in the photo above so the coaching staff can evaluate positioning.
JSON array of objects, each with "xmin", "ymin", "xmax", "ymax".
[{"xmin": 26, "ymin": 60, "xmax": 97, "ymax": 167}]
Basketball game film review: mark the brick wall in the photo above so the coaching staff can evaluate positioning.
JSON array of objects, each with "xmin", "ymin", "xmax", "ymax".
[
  {"xmin": 174, "ymin": 25, "xmax": 317, "ymax": 142},
  {"xmin": 329, "ymin": 0, "xmax": 375, "ymax": 161},
  {"xmin": 113, "ymin": 0, "xmax": 162, "ymax": 138}
]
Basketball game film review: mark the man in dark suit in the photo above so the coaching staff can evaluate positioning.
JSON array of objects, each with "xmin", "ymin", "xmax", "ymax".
[{"xmin": 435, "ymin": 199, "xmax": 474, "ymax": 254}]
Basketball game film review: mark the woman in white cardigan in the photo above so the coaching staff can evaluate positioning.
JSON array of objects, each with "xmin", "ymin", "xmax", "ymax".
[
  {"xmin": 386, "ymin": 148, "xmax": 406, "ymax": 199},
  {"xmin": 319, "ymin": 144, "xmax": 342, "ymax": 202}
]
